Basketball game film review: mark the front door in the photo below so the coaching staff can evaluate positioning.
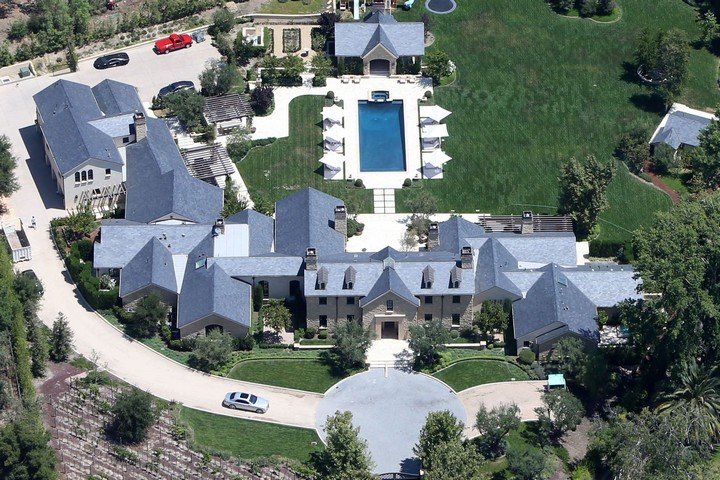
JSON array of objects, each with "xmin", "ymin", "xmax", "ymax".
[{"xmin": 381, "ymin": 321, "xmax": 399, "ymax": 339}]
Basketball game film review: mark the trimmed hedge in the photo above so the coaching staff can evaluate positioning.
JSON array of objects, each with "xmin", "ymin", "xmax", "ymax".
[
  {"xmin": 66, "ymin": 246, "xmax": 118, "ymax": 310},
  {"xmin": 589, "ymin": 240, "xmax": 634, "ymax": 263}
]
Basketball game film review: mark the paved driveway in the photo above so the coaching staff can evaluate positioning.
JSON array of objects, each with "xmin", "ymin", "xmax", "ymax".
[
  {"xmin": 459, "ymin": 380, "xmax": 546, "ymax": 437},
  {"xmin": 316, "ymin": 369, "xmax": 466, "ymax": 475},
  {"xmin": 0, "ymin": 39, "xmax": 322, "ymax": 429}
]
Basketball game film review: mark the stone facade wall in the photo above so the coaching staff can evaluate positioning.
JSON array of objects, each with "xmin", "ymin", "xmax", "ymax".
[
  {"xmin": 363, "ymin": 44, "xmax": 397, "ymax": 75},
  {"xmin": 361, "ymin": 292, "xmax": 419, "ymax": 340},
  {"xmin": 306, "ymin": 296, "xmax": 363, "ymax": 331},
  {"xmin": 179, "ymin": 314, "xmax": 249, "ymax": 338},
  {"xmin": 121, "ymin": 286, "xmax": 177, "ymax": 312}
]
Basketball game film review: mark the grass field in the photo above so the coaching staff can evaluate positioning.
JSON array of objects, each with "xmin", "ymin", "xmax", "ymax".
[
  {"xmin": 236, "ymin": 96, "xmax": 374, "ymax": 211},
  {"xmin": 433, "ymin": 359, "xmax": 529, "ymax": 392},
  {"xmin": 392, "ymin": 0, "xmax": 715, "ymax": 242},
  {"xmin": 226, "ymin": 358, "xmax": 344, "ymax": 393},
  {"xmin": 260, "ymin": 0, "xmax": 326, "ymax": 14},
  {"xmin": 179, "ymin": 407, "xmax": 323, "ymax": 463}
]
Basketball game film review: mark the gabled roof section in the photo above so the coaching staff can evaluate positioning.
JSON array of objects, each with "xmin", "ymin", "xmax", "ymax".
[
  {"xmin": 476, "ymin": 238, "xmax": 522, "ymax": 298},
  {"xmin": 119, "ymin": 237, "xmax": 177, "ymax": 297},
  {"xmin": 649, "ymin": 103, "xmax": 715, "ymax": 149},
  {"xmin": 344, "ymin": 266, "xmax": 356, "ymax": 288},
  {"xmin": 436, "ymin": 216, "xmax": 485, "ymax": 252},
  {"xmin": 208, "ymin": 255, "xmax": 303, "ymax": 277},
  {"xmin": 177, "ymin": 262, "xmax": 251, "ymax": 329},
  {"xmin": 359, "ymin": 266, "xmax": 420, "ymax": 307},
  {"xmin": 334, "ymin": 12, "xmax": 424, "ymax": 58},
  {"xmin": 422, "ymin": 265, "xmax": 434, "ymax": 285},
  {"xmin": 316, "ymin": 266, "xmax": 329, "ymax": 288},
  {"xmin": 124, "ymin": 118, "xmax": 223, "ymax": 224},
  {"xmin": 225, "ymin": 209, "xmax": 274, "ymax": 255},
  {"xmin": 370, "ymin": 246, "xmax": 404, "ymax": 262},
  {"xmin": 34, "ymin": 79, "xmax": 124, "ymax": 175},
  {"xmin": 275, "ymin": 188, "xmax": 345, "ymax": 256},
  {"xmin": 512, "ymin": 264, "xmax": 598, "ymax": 341},
  {"xmin": 91, "ymin": 79, "xmax": 144, "ymax": 116}
]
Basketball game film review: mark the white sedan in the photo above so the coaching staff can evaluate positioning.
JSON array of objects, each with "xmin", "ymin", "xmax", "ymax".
[{"xmin": 222, "ymin": 392, "xmax": 270, "ymax": 414}]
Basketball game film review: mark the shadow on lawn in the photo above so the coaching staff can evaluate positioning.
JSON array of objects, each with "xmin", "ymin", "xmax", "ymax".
[{"xmin": 629, "ymin": 92, "xmax": 665, "ymax": 114}]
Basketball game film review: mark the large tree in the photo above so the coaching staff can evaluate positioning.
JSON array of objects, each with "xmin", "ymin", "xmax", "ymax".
[
  {"xmin": 126, "ymin": 294, "xmax": 168, "ymax": 339},
  {"xmin": 535, "ymin": 389, "xmax": 584, "ymax": 441},
  {"xmin": 616, "ymin": 128, "xmax": 650, "ymax": 174},
  {"xmin": 424, "ymin": 50, "xmax": 451, "ymax": 85},
  {"xmin": 473, "ymin": 301, "xmax": 508, "ymax": 341},
  {"xmin": 635, "ymin": 28, "xmax": 690, "ymax": 105},
  {"xmin": 686, "ymin": 113, "xmax": 720, "ymax": 190},
  {"xmin": 259, "ymin": 299, "xmax": 291, "ymax": 334},
  {"xmin": 423, "ymin": 440, "xmax": 485, "ymax": 480},
  {"xmin": 474, "ymin": 403, "xmax": 521, "ymax": 459},
  {"xmin": 190, "ymin": 329, "xmax": 234, "ymax": 372},
  {"xmin": 632, "ymin": 191, "xmax": 720, "ymax": 368},
  {"xmin": 328, "ymin": 320, "xmax": 374, "ymax": 374},
  {"xmin": 0, "ymin": 408, "xmax": 57, "ymax": 480},
  {"xmin": 557, "ymin": 155, "xmax": 615, "ymax": 238},
  {"xmin": 199, "ymin": 59, "xmax": 240, "ymax": 97},
  {"xmin": 313, "ymin": 411, "xmax": 375, "ymax": 480},
  {"xmin": 0, "ymin": 136, "xmax": 19, "ymax": 213},
  {"xmin": 109, "ymin": 388, "xmax": 157, "ymax": 444},
  {"xmin": 409, "ymin": 319, "xmax": 450, "ymax": 370},
  {"xmin": 506, "ymin": 443, "xmax": 546, "ymax": 480},
  {"xmin": 414, "ymin": 410, "xmax": 464, "ymax": 469},
  {"xmin": 222, "ymin": 176, "xmax": 248, "ymax": 217},
  {"xmin": 49, "ymin": 312, "xmax": 73, "ymax": 362},
  {"xmin": 656, "ymin": 359, "xmax": 720, "ymax": 446},
  {"xmin": 164, "ymin": 91, "xmax": 207, "ymax": 132}
]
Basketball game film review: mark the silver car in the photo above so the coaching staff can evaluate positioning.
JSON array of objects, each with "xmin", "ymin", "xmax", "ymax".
[{"xmin": 222, "ymin": 392, "xmax": 269, "ymax": 413}]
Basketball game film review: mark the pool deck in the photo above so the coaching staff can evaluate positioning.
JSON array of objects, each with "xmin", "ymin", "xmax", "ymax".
[{"xmin": 337, "ymin": 76, "xmax": 433, "ymax": 189}]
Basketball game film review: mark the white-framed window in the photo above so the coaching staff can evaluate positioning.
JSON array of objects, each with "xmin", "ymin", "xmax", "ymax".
[{"xmin": 105, "ymin": 168, "xmax": 111, "ymax": 177}]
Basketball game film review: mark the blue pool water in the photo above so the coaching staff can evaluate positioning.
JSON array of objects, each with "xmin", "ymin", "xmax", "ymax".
[{"xmin": 358, "ymin": 100, "xmax": 406, "ymax": 172}]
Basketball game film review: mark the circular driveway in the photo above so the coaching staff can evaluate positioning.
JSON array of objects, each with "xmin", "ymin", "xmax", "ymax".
[{"xmin": 315, "ymin": 368, "xmax": 466, "ymax": 475}]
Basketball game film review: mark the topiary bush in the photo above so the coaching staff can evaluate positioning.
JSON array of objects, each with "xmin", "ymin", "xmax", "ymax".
[
  {"xmin": 304, "ymin": 327, "xmax": 317, "ymax": 339},
  {"xmin": 518, "ymin": 347, "xmax": 536, "ymax": 365},
  {"xmin": 354, "ymin": 178, "xmax": 364, "ymax": 188},
  {"xmin": 449, "ymin": 329, "xmax": 460, "ymax": 339},
  {"xmin": 318, "ymin": 330, "xmax": 328, "ymax": 340},
  {"xmin": 235, "ymin": 335, "xmax": 255, "ymax": 351},
  {"xmin": 403, "ymin": 178, "xmax": 412, "ymax": 188},
  {"xmin": 326, "ymin": 90, "xmax": 334, "ymax": 100}
]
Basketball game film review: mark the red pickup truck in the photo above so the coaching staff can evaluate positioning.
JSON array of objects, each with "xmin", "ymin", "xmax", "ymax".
[{"xmin": 154, "ymin": 33, "xmax": 193, "ymax": 54}]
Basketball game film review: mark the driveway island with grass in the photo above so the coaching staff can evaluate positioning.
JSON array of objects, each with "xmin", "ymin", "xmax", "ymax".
[{"xmin": 433, "ymin": 358, "xmax": 529, "ymax": 392}]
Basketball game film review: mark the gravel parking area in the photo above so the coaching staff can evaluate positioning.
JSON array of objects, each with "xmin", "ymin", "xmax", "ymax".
[{"xmin": 315, "ymin": 368, "xmax": 466, "ymax": 475}]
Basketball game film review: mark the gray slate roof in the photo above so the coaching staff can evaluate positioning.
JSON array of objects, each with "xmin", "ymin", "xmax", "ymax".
[
  {"xmin": 334, "ymin": 12, "xmax": 425, "ymax": 58},
  {"xmin": 476, "ymin": 238, "xmax": 522, "ymax": 298},
  {"xmin": 124, "ymin": 117, "xmax": 223, "ymax": 224},
  {"xmin": 119, "ymin": 237, "xmax": 177, "ymax": 297},
  {"xmin": 437, "ymin": 216, "xmax": 485, "ymax": 253},
  {"xmin": 226, "ymin": 209, "xmax": 274, "ymax": 255},
  {"xmin": 512, "ymin": 264, "xmax": 599, "ymax": 341},
  {"xmin": 208, "ymin": 255, "xmax": 303, "ymax": 278},
  {"xmin": 275, "ymin": 188, "xmax": 345, "ymax": 257},
  {"xmin": 177, "ymin": 262, "xmax": 251, "ymax": 329},
  {"xmin": 34, "ymin": 79, "xmax": 126, "ymax": 175},
  {"xmin": 650, "ymin": 110, "xmax": 713, "ymax": 149},
  {"xmin": 94, "ymin": 221, "xmax": 213, "ymax": 269},
  {"xmin": 359, "ymin": 266, "xmax": 420, "ymax": 307},
  {"xmin": 91, "ymin": 80, "xmax": 143, "ymax": 116}
]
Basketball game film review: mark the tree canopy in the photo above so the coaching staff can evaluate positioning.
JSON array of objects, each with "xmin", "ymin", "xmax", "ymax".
[
  {"xmin": 313, "ymin": 410, "xmax": 375, "ymax": 480},
  {"xmin": 0, "ymin": 407, "xmax": 57, "ymax": 480},
  {"xmin": 409, "ymin": 319, "xmax": 450, "ymax": 370},
  {"xmin": 635, "ymin": 28, "xmax": 690, "ymax": 105},
  {"xmin": 189, "ymin": 329, "xmax": 234, "ymax": 372},
  {"xmin": 259, "ymin": 299, "xmax": 291, "ymax": 334},
  {"xmin": 109, "ymin": 388, "xmax": 157, "ymax": 444},
  {"xmin": 557, "ymin": 155, "xmax": 615, "ymax": 238},
  {"xmin": 327, "ymin": 320, "xmax": 374, "ymax": 374}
]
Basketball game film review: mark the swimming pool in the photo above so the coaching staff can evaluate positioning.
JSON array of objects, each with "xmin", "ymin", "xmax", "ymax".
[{"xmin": 358, "ymin": 100, "xmax": 406, "ymax": 172}]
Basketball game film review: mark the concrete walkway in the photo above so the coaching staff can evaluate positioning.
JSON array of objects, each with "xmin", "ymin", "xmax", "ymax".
[{"xmin": 459, "ymin": 380, "xmax": 546, "ymax": 438}]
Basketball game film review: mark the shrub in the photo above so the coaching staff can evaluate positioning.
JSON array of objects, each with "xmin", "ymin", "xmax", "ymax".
[
  {"xmin": 487, "ymin": 343, "xmax": 495, "ymax": 350},
  {"xmin": 304, "ymin": 327, "xmax": 317, "ymax": 339},
  {"xmin": 597, "ymin": 0, "xmax": 616, "ymax": 15},
  {"xmin": 354, "ymin": 178, "xmax": 364, "ymax": 188},
  {"xmin": 495, "ymin": 341, "xmax": 505, "ymax": 348},
  {"xmin": 252, "ymin": 284, "xmax": 264, "ymax": 312},
  {"xmin": 326, "ymin": 90, "xmax": 335, "ymax": 100},
  {"xmin": 312, "ymin": 76, "xmax": 327, "ymax": 87},
  {"xmin": 578, "ymin": 0, "xmax": 599, "ymax": 16},
  {"xmin": 234, "ymin": 335, "xmax": 255, "ymax": 351},
  {"xmin": 73, "ymin": 239, "xmax": 94, "ymax": 261},
  {"xmin": 424, "ymin": 91, "xmax": 432, "ymax": 99},
  {"xmin": 109, "ymin": 388, "xmax": 157, "ymax": 444},
  {"xmin": 651, "ymin": 143, "xmax": 678, "ymax": 174},
  {"xmin": 403, "ymin": 178, "xmax": 412, "ymax": 187},
  {"xmin": 347, "ymin": 218, "xmax": 364, "ymax": 237},
  {"xmin": 518, "ymin": 348, "xmax": 535, "ymax": 365},
  {"xmin": 318, "ymin": 330, "xmax": 328, "ymax": 340},
  {"xmin": 250, "ymin": 85, "xmax": 274, "ymax": 115},
  {"xmin": 209, "ymin": 8, "xmax": 235, "ymax": 36},
  {"xmin": 449, "ymin": 329, "xmax": 460, "ymax": 339},
  {"xmin": 553, "ymin": 0, "xmax": 574, "ymax": 13},
  {"xmin": 294, "ymin": 328, "xmax": 305, "ymax": 343}
]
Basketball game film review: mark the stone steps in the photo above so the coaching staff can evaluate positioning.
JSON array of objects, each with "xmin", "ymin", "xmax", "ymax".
[{"xmin": 373, "ymin": 188, "xmax": 396, "ymax": 213}]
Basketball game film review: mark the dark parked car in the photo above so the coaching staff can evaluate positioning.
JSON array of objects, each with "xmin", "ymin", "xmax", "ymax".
[
  {"xmin": 21, "ymin": 269, "xmax": 43, "ymax": 295},
  {"xmin": 93, "ymin": 52, "xmax": 130, "ymax": 69},
  {"xmin": 158, "ymin": 81, "xmax": 195, "ymax": 98}
]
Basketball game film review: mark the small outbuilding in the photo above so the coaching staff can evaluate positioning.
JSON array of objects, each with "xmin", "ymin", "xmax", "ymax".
[
  {"xmin": 203, "ymin": 94, "xmax": 254, "ymax": 134},
  {"xmin": 649, "ymin": 103, "xmax": 715, "ymax": 151}
]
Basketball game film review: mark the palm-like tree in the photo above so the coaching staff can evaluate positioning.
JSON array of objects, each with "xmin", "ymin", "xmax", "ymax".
[{"xmin": 657, "ymin": 359, "xmax": 720, "ymax": 446}]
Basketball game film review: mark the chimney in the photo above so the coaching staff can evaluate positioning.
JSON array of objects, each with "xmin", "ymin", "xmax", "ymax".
[
  {"xmin": 521, "ymin": 211, "xmax": 533, "ymax": 234},
  {"xmin": 306, "ymin": 247, "xmax": 318, "ymax": 271},
  {"xmin": 334, "ymin": 205, "xmax": 347, "ymax": 239},
  {"xmin": 461, "ymin": 246, "xmax": 473, "ymax": 269},
  {"xmin": 427, "ymin": 223, "xmax": 439, "ymax": 250},
  {"xmin": 133, "ymin": 111, "xmax": 147, "ymax": 141}
]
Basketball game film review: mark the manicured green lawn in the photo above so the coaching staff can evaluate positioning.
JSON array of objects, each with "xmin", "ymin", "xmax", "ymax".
[
  {"xmin": 393, "ymin": 0, "xmax": 715, "ymax": 243},
  {"xmin": 261, "ymin": 0, "xmax": 326, "ymax": 14},
  {"xmin": 227, "ymin": 358, "xmax": 345, "ymax": 393},
  {"xmin": 237, "ymin": 96, "xmax": 373, "ymax": 211},
  {"xmin": 179, "ymin": 407, "xmax": 323, "ymax": 463},
  {"xmin": 433, "ymin": 359, "xmax": 529, "ymax": 392}
]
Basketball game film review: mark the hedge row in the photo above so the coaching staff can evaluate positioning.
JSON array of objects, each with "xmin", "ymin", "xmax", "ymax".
[
  {"xmin": 0, "ymin": 247, "xmax": 35, "ymax": 400},
  {"xmin": 65, "ymin": 242, "xmax": 118, "ymax": 311},
  {"xmin": 589, "ymin": 240, "xmax": 634, "ymax": 263}
]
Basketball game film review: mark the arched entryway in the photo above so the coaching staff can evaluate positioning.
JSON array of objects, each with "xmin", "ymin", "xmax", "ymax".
[{"xmin": 369, "ymin": 59, "xmax": 390, "ymax": 76}]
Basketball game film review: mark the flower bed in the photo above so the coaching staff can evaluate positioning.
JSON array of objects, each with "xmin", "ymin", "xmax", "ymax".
[{"xmin": 282, "ymin": 28, "xmax": 301, "ymax": 53}]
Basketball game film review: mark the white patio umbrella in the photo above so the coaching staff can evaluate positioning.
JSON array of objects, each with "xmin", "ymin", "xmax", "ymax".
[
  {"xmin": 421, "ymin": 123, "xmax": 449, "ymax": 139},
  {"xmin": 422, "ymin": 149, "xmax": 452, "ymax": 167},
  {"xmin": 323, "ymin": 117, "xmax": 342, "ymax": 129},
  {"xmin": 323, "ymin": 104, "xmax": 344, "ymax": 121},
  {"xmin": 423, "ymin": 164, "xmax": 443, "ymax": 178},
  {"xmin": 319, "ymin": 152, "xmax": 345, "ymax": 171},
  {"xmin": 419, "ymin": 105, "xmax": 452, "ymax": 123},
  {"xmin": 324, "ymin": 138, "xmax": 343, "ymax": 152},
  {"xmin": 324, "ymin": 124, "xmax": 345, "ymax": 141}
]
